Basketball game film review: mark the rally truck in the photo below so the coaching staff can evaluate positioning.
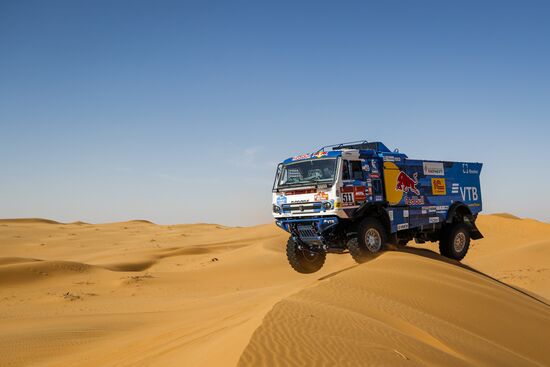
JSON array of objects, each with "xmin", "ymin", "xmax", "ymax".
[{"xmin": 272, "ymin": 141, "xmax": 483, "ymax": 273}]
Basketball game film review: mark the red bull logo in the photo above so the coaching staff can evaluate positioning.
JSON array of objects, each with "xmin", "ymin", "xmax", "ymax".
[
  {"xmin": 313, "ymin": 151, "xmax": 328, "ymax": 159},
  {"xmin": 396, "ymin": 171, "xmax": 420, "ymax": 196}
]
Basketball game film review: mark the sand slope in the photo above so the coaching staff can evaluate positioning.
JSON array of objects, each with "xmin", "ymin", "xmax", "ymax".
[
  {"xmin": 238, "ymin": 251, "xmax": 550, "ymax": 366},
  {"xmin": 1, "ymin": 215, "xmax": 549, "ymax": 366}
]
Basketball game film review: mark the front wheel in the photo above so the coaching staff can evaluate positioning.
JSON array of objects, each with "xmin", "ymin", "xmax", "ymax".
[
  {"xmin": 286, "ymin": 237, "xmax": 326, "ymax": 274},
  {"xmin": 439, "ymin": 223, "xmax": 471, "ymax": 260},
  {"xmin": 348, "ymin": 218, "xmax": 387, "ymax": 264}
]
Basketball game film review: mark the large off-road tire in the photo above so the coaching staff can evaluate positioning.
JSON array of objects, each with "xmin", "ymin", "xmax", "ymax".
[
  {"xmin": 348, "ymin": 218, "xmax": 387, "ymax": 264},
  {"xmin": 286, "ymin": 237, "xmax": 326, "ymax": 274},
  {"xmin": 439, "ymin": 223, "xmax": 471, "ymax": 260}
]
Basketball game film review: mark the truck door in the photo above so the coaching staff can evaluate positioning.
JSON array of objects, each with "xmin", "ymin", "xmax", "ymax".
[{"xmin": 341, "ymin": 159, "xmax": 367, "ymax": 207}]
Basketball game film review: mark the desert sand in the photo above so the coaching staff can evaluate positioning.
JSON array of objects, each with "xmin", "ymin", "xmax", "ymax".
[{"xmin": 1, "ymin": 214, "xmax": 549, "ymax": 366}]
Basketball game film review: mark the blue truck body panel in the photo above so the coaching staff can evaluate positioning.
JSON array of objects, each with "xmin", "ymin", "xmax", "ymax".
[{"xmin": 380, "ymin": 158, "xmax": 482, "ymax": 233}]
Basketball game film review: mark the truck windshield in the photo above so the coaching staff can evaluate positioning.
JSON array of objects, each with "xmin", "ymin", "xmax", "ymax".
[{"xmin": 277, "ymin": 158, "xmax": 338, "ymax": 187}]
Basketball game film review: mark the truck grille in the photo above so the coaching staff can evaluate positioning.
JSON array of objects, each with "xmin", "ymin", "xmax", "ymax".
[{"xmin": 282, "ymin": 202, "xmax": 322, "ymax": 213}]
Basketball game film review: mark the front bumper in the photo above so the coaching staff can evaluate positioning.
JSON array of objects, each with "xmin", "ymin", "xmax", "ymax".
[{"xmin": 275, "ymin": 216, "xmax": 339, "ymax": 246}]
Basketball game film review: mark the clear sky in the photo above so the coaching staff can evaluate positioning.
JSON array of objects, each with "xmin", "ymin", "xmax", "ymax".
[{"xmin": 1, "ymin": 0, "xmax": 549, "ymax": 225}]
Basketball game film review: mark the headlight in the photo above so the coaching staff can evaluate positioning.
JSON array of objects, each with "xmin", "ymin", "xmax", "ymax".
[
  {"xmin": 323, "ymin": 201, "xmax": 333, "ymax": 210},
  {"xmin": 272, "ymin": 204, "xmax": 281, "ymax": 213}
]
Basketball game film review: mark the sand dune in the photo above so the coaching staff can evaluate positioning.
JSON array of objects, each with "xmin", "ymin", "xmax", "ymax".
[
  {"xmin": 239, "ymin": 251, "xmax": 550, "ymax": 366},
  {"xmin": 1, "ymin": 214, "xmax": 549, "ymax": 366}
]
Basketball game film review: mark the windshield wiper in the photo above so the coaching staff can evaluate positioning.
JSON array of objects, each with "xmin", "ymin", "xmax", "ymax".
[
  {"xmin": 280, "ymin": 179, "xmax": 329, "ymax": 188},
  {"xmin": 304, "ymin": 177, "xmax": 332, "ymax": 184}
]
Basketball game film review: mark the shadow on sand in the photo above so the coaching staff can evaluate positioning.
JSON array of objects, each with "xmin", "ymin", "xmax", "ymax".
[{"xmin": 318, "ymin": 246, "xmax": 550, "ymax": 308}]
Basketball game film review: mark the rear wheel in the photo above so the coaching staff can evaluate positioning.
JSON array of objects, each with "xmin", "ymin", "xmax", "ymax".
[
  {"xmin": 348, "ymin": 218, "xmax": 387, "ymax": 263},
  {"xmin": 286, "ymin": 237, "xmax": 326, "ymax": 273},
  {"xmin": 439, "ymin": 223, "xmax": 470, "ymax": 260}
]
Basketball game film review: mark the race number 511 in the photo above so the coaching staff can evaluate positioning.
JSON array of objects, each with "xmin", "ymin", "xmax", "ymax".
[{"xmin": 342, "ymin": 192, "xmax": 354, "ymax": 204}]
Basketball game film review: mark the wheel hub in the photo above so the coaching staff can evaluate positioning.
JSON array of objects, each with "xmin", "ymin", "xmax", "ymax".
[
  {"xmin": 453, "ymin": 232, "xmax": 466, "ymax": 253},
  {"xmin": 365, "ymin": 228, "xmax": 382, "ymax": 252}
]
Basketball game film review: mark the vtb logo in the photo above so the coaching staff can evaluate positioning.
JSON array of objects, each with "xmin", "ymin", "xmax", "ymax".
[{"xmin": 460, "ymin": 186, "xmax": 479, "ymax": 201}]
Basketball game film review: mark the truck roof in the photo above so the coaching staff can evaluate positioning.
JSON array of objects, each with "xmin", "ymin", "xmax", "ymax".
[{"xmin": 282, "ymin": 141, "xmax": 408, "ymax": 164}]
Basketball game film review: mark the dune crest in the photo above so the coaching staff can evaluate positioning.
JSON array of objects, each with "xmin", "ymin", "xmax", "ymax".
[
  {"xmin": 491, "ymin": 212, "xmax": 521, "ymax": 220},
  {"xmin": 0, "ymin": 218, "xmax": 61, "ymax": 224}
]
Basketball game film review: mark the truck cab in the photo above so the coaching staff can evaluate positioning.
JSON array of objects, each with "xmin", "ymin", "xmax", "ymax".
[{"xmin": 272, "ymin": 141, "xmax": 483, "ymax": 273}]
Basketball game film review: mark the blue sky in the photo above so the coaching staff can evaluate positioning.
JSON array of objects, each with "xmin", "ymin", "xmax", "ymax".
[{"xmin": 1, "ymin": 0, "xmax": 549, "ymax": 225}]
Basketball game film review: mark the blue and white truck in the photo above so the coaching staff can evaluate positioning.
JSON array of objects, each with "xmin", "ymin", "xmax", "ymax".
[{"xmin": 272, "ymin": 141, "xmax": 483, "ymax": 273}]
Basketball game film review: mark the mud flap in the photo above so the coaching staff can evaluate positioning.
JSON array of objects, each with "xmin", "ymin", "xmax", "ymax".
[{"xmin": 466, "ymin": 214, "xmax": 484, "ymax": 240}]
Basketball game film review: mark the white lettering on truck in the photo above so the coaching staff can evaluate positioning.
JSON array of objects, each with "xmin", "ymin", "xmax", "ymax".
[{"xmin": 460, "ymin": 187, "xmax": 479, "ymax": 201}]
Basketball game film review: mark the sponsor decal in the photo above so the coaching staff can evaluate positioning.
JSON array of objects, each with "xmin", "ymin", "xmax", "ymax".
[
  {"xmin": 423, "ymin": 162, "xmax": 445, "ymax": 176},
  {"xmin": 383, "ymin": 155, "xmax": 401, "ymax": 162},
  {"xmin": 285, "ymin": 188, "xmax": 316, "ymax": 195},
  {"xmin": 460, "ymin": 187, "xmax": 479, "ymax": 201},
  {"xmin": 354, "ymin": 186, "xmax": 367, "ymax": 202},
  {"xmin": 462, "ymin": 163, "xmax": 479, "ymax": 175},
  {"xmin": 403, "ymin": 210, "xmax": 409, "ymax": 218},
  {"xmin": 396, "ymin": 171, "xmax": 420, "ymax": 195},
  {"xmin": 397, "ymin": 223, "xmax": 409, "ymax": 231},
  {"xmin": 334, "ymin": 200, "xmax": 342, "ymax": 208},
  {"xmin": 292, "ymin": 153, "xmax": 310, "ymax": 161},
  {"xmin": 314, "ymin": 191, "xmax": 329, "ymax": 201},
  {"xmin": 290, "ymin": 199, "xmax": 308, "ymax": 203},
  {"xmin": 436, "ymin": 205, "xmax": 449, "ymax": 211},
  {"xmin": 375, "ymin": 195, "xmax": 383, "ymax": 201},
  {"xmin": 276, "ymin": 196, "xmax": 287, "ymax": 205},
  {"xmin": 431, "ymin": 178, "xmax": 446, "ymax": 195},
  {"xmin": 405, "ymin": 196, "xmax": 425, "ymax": 205},
  {"xmin": 370, "ymin": 173, "xmax": 380, "ymax": 179},
  {"xmin": 367, "ymin": 187, "xmax": 373, "ymax": 195},
  {"xmin": 370, "ymin": 160, "xmax": 379, "ymax": 174},
  {"xmin": 388, "ymin": 210, "xmax": 394, "ymax": 221},
  {"xmin": 292, "ymin": 151, "xmax": 328, "ymax": 161},
  {"xmin": 451, "ymin": 183, "xmax": 479, "ymax": 201},
  {"xmin": 313, "ymin": 151, "xmax": 328, "ymax": 159},
  {"xmin": 429, "ymin": 217, "xmax": 440, "ymax": 224},
  {"xmin": 451, "ymin": 183, "xmax": 460, "ymax": 194}
]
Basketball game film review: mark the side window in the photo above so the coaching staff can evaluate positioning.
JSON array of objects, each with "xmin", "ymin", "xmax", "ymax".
[
  {"xmin": 350, "ymin": 161, "xmax": 363, "ymax": 180},
  {"xmin": 342, "ymin": 160, "xmax": 350, "ymax": 180},
  {"xmin": 273, "ymin": 164, "xmax": 282, "ymax": 190}
]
